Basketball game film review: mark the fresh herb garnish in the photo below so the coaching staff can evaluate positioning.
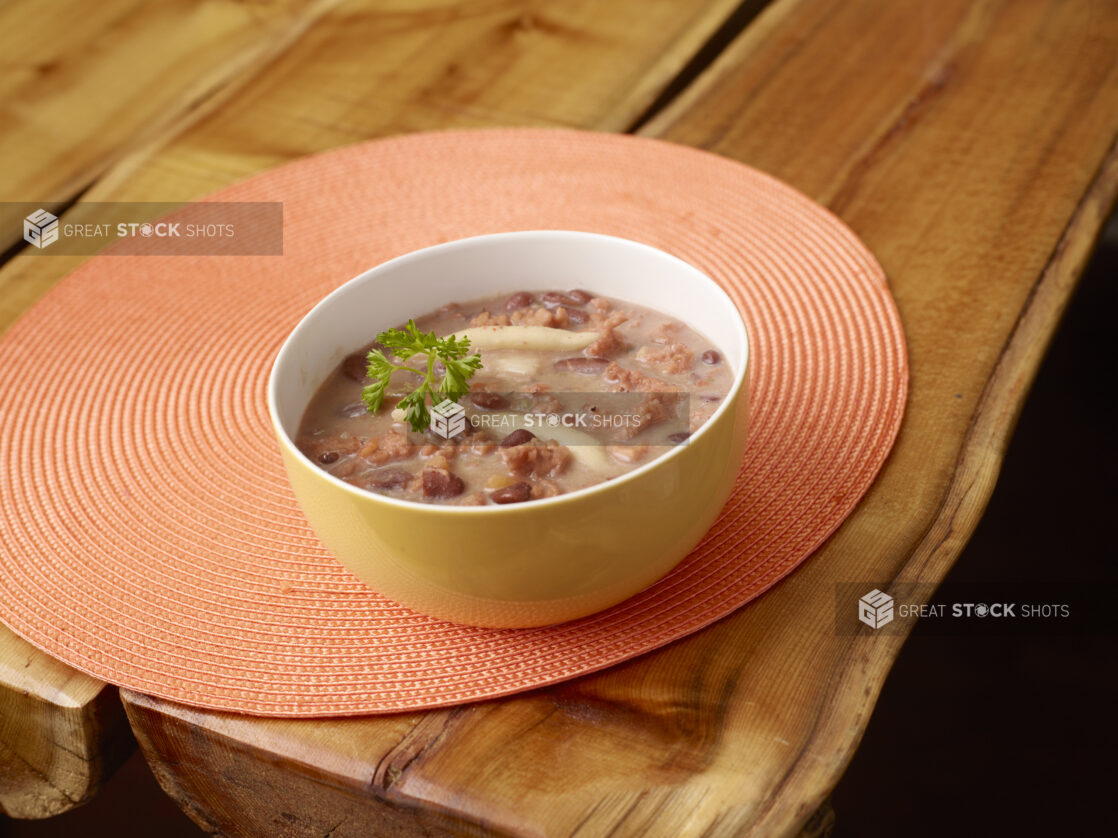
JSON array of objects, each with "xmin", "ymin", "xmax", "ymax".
[{"xmin": 361, "ymin": 320, "xmax": 482, "ymax": 432}]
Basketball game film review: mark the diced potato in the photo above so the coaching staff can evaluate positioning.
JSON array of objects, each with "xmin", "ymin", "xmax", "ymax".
[{"xmin": 486, "ymin": 474, "xmax": 518, "ymax": 489}]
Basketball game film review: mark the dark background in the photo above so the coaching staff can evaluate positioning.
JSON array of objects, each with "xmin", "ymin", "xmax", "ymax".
[
  {"xmin": 2, "ymin": 214, "xmax": 1114, "ymax": 837},
  {"xmin": 831, "ymin": 212, "xmax": 1118, "ymax": 835}
]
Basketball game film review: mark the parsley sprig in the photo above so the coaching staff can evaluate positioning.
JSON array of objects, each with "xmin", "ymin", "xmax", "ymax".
[{"xmin": 361, "ymin": 320, "xmax": 482, "ymax": 432}]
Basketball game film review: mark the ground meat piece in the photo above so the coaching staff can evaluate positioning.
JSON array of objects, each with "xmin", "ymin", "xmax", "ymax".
[
  {"xmin": 299, "ymin": 432, "xmax": 366, "ymax": 462},
  {"xmin": 588, "ymin": 297, "xmax": 611, "ymax": 314},
  {"xmin": 529, "ymin": 479, "xmax": 562, "ymax": 500},
  {"xmin": 635, "ymin": 342, "xmax": 695, "ymax": 375},
  {"xmin": 511, "ymin": 305, "xmax": 570, "ymax": 328},
  {"xmin": 603, "ymin": 363, "xmax": 679, "ymax": 394},
  {"xmin": 622, "ymin": 392, "xmax": 681, "ymax": 441},
  {"xmin": 419, "ymin": 443, "xmax": 458, "ymax": 462},
  {"xmin": 469, "ymin": 310, "xmax": 512, "ymax": 327},
  {"xmin": 584, "ymin": 312, "xmax": 628, "ymax": 357},
  {"xmin": 501, "ymin": 440, "xmax": 572, "ymax": 479},
  {"xmin": 532, "ymin": 393, "xmax": 563, "ymax": 414},
  {"xmin": 649, "ymin": 321, "xmax": 681, "ymax": 345},
  {"xmin": 600, "ymin": 364, "xmax": 683, "ymax": 441},
  {"xmin": 689, "ymin": 406, "xmax": 717, "ymax": 432},
  {"xmin": 360, "ymin": 429, "xmax": 412, "ymax": 465},
  {"xmin": 422, "ymin": 467, "xmax": 465, "ymax": 499}
]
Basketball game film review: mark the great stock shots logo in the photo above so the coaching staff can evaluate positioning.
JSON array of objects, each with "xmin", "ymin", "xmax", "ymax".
[
  {"xmin": 11, "ymin": 202, "xmax": 283, "ymax": 255},
  {"xmin": 23, "ymin": 209, "xmax": 59, "ymax": 249},
  {"xmin": 430, "ymin": 399, "xmax": 467, "ymax": 440},
  {"xmin": 837, "ymin": 581, "xmax": 1100, "ymax": 636},
  {"xmin": 858, "ymin": 588, "xmax": 895, "ymax": 629}
]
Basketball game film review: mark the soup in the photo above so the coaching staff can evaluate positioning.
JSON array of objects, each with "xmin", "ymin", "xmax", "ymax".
[{"xmin": 296, "ymin": 289, "xmax": 732, "ymax": 505}]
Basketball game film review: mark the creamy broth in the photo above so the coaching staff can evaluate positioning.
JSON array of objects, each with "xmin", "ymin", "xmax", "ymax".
[{"xmin": 296, "ymin": 289, "xmax": 732, "ymax": 505}]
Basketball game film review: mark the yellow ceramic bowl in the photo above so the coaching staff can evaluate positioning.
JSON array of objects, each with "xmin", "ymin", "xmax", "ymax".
[{"xmin": 268, "ymin": 231, "xmax": 749, "ymax": 627}]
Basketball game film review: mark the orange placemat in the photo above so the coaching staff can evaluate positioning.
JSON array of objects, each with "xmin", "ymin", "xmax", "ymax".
[{"xmin": 0, "ymin": 129, "xmax": 906, "ymax": 716}]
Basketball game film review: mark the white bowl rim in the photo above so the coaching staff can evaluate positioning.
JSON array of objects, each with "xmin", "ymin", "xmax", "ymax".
[{"xmin": 267, "ymin": 230, "xmax": 750, "ymax": 514}]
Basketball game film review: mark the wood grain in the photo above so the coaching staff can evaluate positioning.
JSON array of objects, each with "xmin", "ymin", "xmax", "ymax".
[
  {"xmin": 0, "ymin": 0, "xmax": 751, "ymax": 823},
  {"xmin": 0, "ymin": 0, "xmax": 334, "ymax": 817},
  {"xmin": 117, "ymin": 1, "xmax": 1118, "ymax": 836},
  {"xmin": 0, "ymin": 626, "xmax": 132, "ymax": 818},
  {"xmin": 0, "ymin": 0, "xmax": 744, "ymax": 332},
  {"xmin": 0, "ymin": 0, "xmax": 341, "ymax": 252},
  {"xmin": 3, "ymin": 0, "xmax": 1116, "ymax": 835}
]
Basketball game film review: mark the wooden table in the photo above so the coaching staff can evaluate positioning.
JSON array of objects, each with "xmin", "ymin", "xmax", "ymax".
[{"xmin": 2, "ymin": 0, "xmax": 1116, "ymax": 834}]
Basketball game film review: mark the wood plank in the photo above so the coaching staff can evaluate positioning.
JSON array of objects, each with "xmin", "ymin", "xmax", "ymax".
[
  {"xmin": 0, "ymin": 0, "xmax": 345, "ymax": 817},
  {"xmin": 9, "ymin": 1, "xmax": 1118, "ymax": 836},
  {"xmin": 0, "ymin": 626, "xmax": 132, "ymax": 818},
  {"xmin": 0, "ymin": 0, "xmax": 751, "ymax": 822},
  {"xmin": 107, "ymin": 0, "xmax": 1118, "ymax": 836},
  {"xmin": 0, "ymin": 0, "xmax": 744, "ymax": 330},
  {"xmin": 117, "ymin": 1, "xmax": 1118, "ymax": 836},
  {"xmin": 0, "ymin": 0, "xmax": 338, "ymax": 252}
]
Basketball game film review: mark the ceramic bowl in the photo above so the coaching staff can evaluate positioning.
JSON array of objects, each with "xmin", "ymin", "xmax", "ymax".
[{"xmin": 268, "ymin": 231, "xmax": 749, "ymax": 627}]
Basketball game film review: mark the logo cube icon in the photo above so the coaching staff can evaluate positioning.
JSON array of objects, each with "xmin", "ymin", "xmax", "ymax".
[
  {"xmin": 24, "ymin": 209, "xmax": 59, "ymax": 249},
  {"xmin": 858, "ymin": 588, "xmax": 894, "ymax": 629},
  {"xmin": 430, "ymin": 399, "xmax": 467, "ymax": 440}
]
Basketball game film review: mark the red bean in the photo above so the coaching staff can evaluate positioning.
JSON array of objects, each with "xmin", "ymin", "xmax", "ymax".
[
  {"xmin": 500, "ymin": 428, "xmax": 536, "ymax": 448},
  {"xmin": 505, "ymin": 292, "xmax": 534, "ymax": 311},
  {"xmin": 701, "ymin": 350, "xmax": 721, "ymax": 365},
  {"xmin": 567, "ymin": 289, "xmax": 593, "ymax": 304},
  {"xmin": 342, "ymin": 352, "xmax": 369, "ymax": 382},
  {"xmin": 540, "ymin": 291, "xmax": 582, "ymax": 309},
  {"xmin": 318, "ymin": 451, "xmax": 339, "ymax": 464},
  {"xmin": 363, "ymin": 468, "xmax": 412, "ymax": 489},
  {"xmin": 565, "ymin": 308, "xmax": 589, "ymax": 325},
  {"xmin": 554, "ymin": 356, "xmax": 610, "ymax": 374},
  {"xmin": 422, "ymin": 468, "xmax": 465, "ymax": 498},
  {"xmin": 490, "ymin": 482, "xmax": 531, "ymax": 504},
  {"xmin": 471, "ymin": 391, "xmax": 509, "ymax": 410},
  {"xmin": 667, "ymin": 432, "xmax": 691, "ymax": 443}
]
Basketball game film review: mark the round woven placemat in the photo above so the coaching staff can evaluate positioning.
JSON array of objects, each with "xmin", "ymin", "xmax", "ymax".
[{"xmin": 0, "ymin": 129, "xmax": 906, "ymax": 716}]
